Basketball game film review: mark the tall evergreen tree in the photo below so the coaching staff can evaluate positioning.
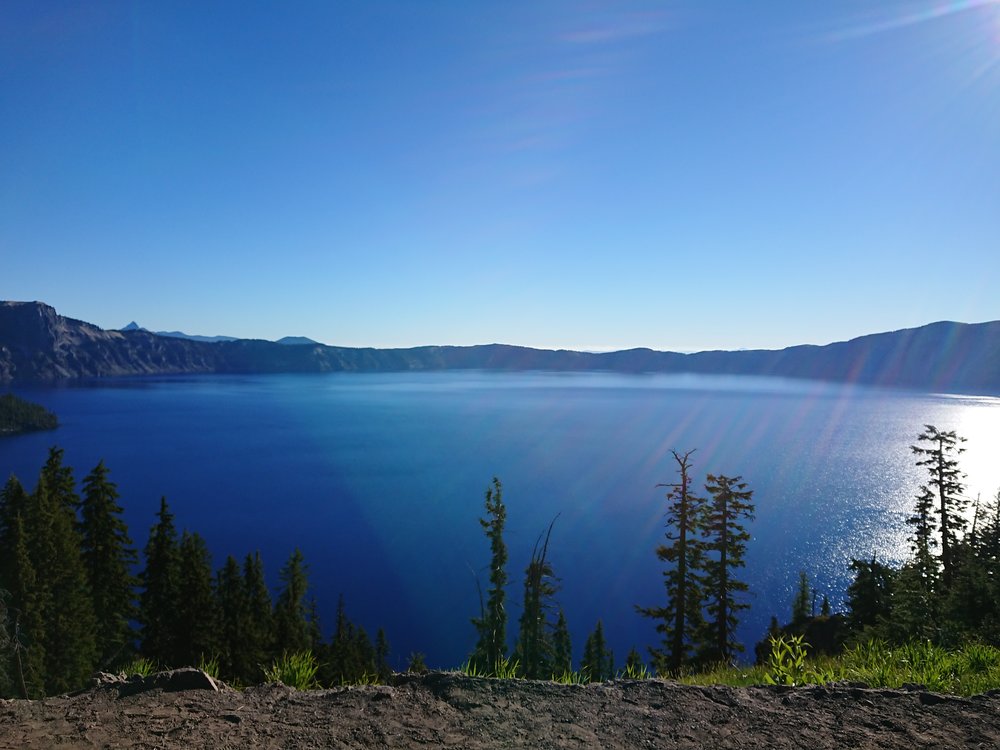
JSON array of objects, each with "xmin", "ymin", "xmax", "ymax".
[
  {"xmin": 887, "ymin": 561, "xmax": 939, "ymax": 643},
  {"xmin": 470, "ymin": 477, "xmax": 508, "ymax": 673},
  {"xmin": 912, "ymin": 425, "xmax": 967, "ymax": 588},
  {"xmin": 243, "ymin": 551, "xmax": 274, "ymax": 680},
  {"xmin": 907, "ymin": 485, "xmax": 939, "ymax": 593},
  {"xmin": 216, "ymin": 555, "xmax": 251, "ymax": 682},
  {"xmin": 274, "ymin": 548, "xmax": 311, "ymax": 654},
  {"xmin": 174, "ymin": 530, "xmax": 218, "ymax": 666},
  {"xmin": 6, "ymin": 513, "xmax": 46, "ymax": 697},
  {"xmin": 324, "ymin": 595, "xmax": 376, "ymax": 685},
  {"xmin": 40, "ymin": 447, "xmax": 79, "ymax": 513},
  {"xmin": 79, "ymin": 461, "xmax": 137, "ymax": 667},
  {"xmin": 846, "ymin": 557, "xmax": 896, "ymax": 634},
  {"xmin": 0, "ymin": 476, "xmax": 30, "ymax": 588},
  {"xmin": 636, "ymin": 450, "xmax": 705, "ymax": 674},
  {"xmin": 580, "ymin": 620, "xmax": 613, "ymax": 682},
  {"xmin": 514, "ymin": 519, "xmax": 558, "ymax": 679},
  {"xmin": 0, "ymin": 588, "xmax": 10, "ymax": 697},
  {"xmin": 551, "ymin": 609, "xmax": 572, "ymax": 678},
  {"xmin": 700, "ymin": 474, "xmax": 754, "ymax": 664},
  {"xmin": 139, "ymin": 497, "xmax": 181, "ymax": 666},
  {"xmin": 25, "ymin": 470, "xmax": 97, "ymax": 694},
  {"xmin": 790, "ymin": 571, "xmax": 812, "ymax": 626},
  {"xmin": 375, "ymin": 627, "xmax": 391, "ymax": 680}
]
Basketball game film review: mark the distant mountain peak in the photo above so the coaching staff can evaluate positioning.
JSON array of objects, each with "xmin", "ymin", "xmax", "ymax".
[
  {"xmin": 276, "ymin": 336, "xmax": 320, "ymax": 346},
  {"xmin": 121, "ymin": 321, "xmax": 144, "ymax": 331}
]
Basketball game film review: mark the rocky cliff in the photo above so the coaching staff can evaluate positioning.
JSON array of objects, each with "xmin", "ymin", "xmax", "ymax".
[{"xmin": 1, "ymin": 301, "xmax": 999, "ymax": 393}]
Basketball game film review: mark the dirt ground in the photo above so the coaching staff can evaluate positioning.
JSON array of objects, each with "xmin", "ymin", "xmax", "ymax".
[{"xmin": 2, "ymin": 669, "xmax": 1000, "ymax": 749}]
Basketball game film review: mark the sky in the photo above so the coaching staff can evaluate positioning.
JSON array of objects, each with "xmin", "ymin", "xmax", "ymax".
[{"xmin": 2, "ymin": 1, "xmax": 999, "ymax": 352}]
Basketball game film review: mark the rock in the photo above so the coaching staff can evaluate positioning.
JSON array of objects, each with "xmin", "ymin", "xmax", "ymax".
[{"xmin": 116, "ymin": 668, "xmax": 220, "ymax": 697}]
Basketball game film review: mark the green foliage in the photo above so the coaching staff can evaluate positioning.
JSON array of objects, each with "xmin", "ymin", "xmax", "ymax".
[
  {"xmin": 581, "ymin": 620, "xmax": 613, "ymax": 682},
  {"xmin": 79, "ymin": 460, "xmax": 138, "ymax": 669},
  {"xmin": 459, "ymin": 654, "xmax": 520, "ymax": 679},
  {"xmin": 791, "ymin": 571, "xmax": 812, "ymax": 626},
  {"xmin": 175, "ymin": 531, "xmax": 218, "ymax": 666},
  {"xmin": 636, "ymin": 449, "xmax": 705, "ymax": 675},
  {"xmin": 320, "ymin": 595, "xmax": 378, "ymax": 685},
  {"xmin": 375, "ymin": 627, "xmax": 391, "ymax": 680},
  {"xmin": 0, "ymin": 589, "xmax": 11, "ymax": 696},
  {"xmin": 551, "ymin": 609, "xmax": 572, "ymax": 678},
  {"xmin": 470, "ymin": 477, "xmax": 508, "ymax": 674},
  {"xmin": 0, "ymin": 394, "xmax": 57, "ymax": 434},
  {"xmin": 263, "ymin": 650, "xmax": 319, "ymax": 690},
  {"xmin": 912, "ymin": 425, "xmax": 967, "ymax": 589},
  {"xmin": 274, "ymin": 548, "xmax": 312, "ymax": 656},
  {"xmin": 406, "ymin": 652, "xmax": 428, "ymax": 673},
  {"xmin": 551, "ymin": 669, "xmax": 585, "ymax": 684},
  {"xmin": 700, "ymin": 474, "xmax": 754, "ymax": 664},
  {"xmin": 139, "ymin": 497, "xmax": 181, "ymax": 666},
  {"xmin": 121, "ymin": 656, "xmax": 158, "ymax": 677},
  {"xmin": 492, "ymin": 654, "xmax": 520, "ymax": 680},
  {"xmin": 762, "ymin": 634, "xmax": 814, "ymax": 686},
  {"xmin": 514, "ymin": 518, "xmax": 559, "ymax": 679},
  {"xmin": 620, "ymin": 648, "xmax": 652, "ymax": 680},
  {"xmin": 27, "ymin": 451, "xmax": 98, "ymax": 694},
  {"xmin": 241, "ymin": 551, "xmax": 275, "ymax": 682},
  {"xmin": 846, "ymin": 557, "xmax": 895, "ymax": 634},
  {"xmin": 215, "ymin": 555, "xmax": 251, "ymax": 684},
  {"xmin": 197, "ymin": 653, "xmax": 221, "ymax": 680}
]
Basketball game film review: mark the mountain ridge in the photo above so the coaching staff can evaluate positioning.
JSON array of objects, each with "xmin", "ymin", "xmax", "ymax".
[{"xmin": 1, "ymin": 301, "xmax": 998, "ymax": 393}]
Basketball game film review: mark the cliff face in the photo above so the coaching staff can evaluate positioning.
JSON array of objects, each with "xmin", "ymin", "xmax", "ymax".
[
  {"xmin": 0, "ymin": 301, "xmax": 223, "ymax": 381},
  {"xmin": 1, "ymin": 301, "xmax": 999, "ymax": 393}
]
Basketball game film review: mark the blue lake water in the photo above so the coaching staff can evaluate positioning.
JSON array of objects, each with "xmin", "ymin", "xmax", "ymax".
[{"xmin": 3, "ymin": 372, "xmax": 1000, "ymax": 669}]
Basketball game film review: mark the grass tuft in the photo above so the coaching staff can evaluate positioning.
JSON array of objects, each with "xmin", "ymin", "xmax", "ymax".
[{"xmin": 263, "ymin": 651, "xmax": 320, "ymax": 690}]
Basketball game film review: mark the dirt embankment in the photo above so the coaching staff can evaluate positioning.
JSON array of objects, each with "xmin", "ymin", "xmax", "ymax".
[{"xmin": 2, "ymin": 669, "xmax": 1000, "ymax": 749}]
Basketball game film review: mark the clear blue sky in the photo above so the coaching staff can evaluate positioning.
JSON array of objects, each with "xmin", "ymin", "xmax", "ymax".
[{"xmin": 2, "ymin": 1, "xmax": 998, "ymax": 351}]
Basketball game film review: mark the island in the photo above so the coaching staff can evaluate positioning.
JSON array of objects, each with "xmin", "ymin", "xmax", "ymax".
[{"xmin": 0, "ymin": 393, "xmax": 58, "ymax": 435}]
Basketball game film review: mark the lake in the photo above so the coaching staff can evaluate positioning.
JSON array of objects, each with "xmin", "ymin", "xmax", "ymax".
[{"xmin": 3, "ymin": 371, "xmax": 1000, "ymax": 669}]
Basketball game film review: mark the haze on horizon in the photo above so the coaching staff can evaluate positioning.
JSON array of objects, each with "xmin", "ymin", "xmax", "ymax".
[{"xmin": 2, "ymin": 1, "xmax": 998, "ymax": 353}]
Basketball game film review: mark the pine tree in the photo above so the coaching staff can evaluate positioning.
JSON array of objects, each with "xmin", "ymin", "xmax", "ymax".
[
  {"xmin": 216, "ymin": 555, "xmax": 251, "ymax": 682},
  {"xmin": 79, "ymin": 461, "xmax": 137, "ymax": 667},
  {"xmin": 243, "ymin": 551, "xmax": 274, "ymax": 681},
  {"xmin": 6, "ymin": 513, "xmax": 46, "ymax": 697},
  {"xmin": 26, "ymin": 470, "xmax": 97, "ymax": 694},
  {"xmin": 515, "ymin": 519, "xmax": 558, "ymax": 679},
  {"xmin": 636, "ymin": 450, "xmax": 705, "ymax": 674},
  {"xmin": 624, "ymin": 646, "xmax": 644, "ymax": 674},
  {"xmin": 139, "ymin": 497, "xmax": 181, "ymax": 666},
  {"xmin": 912, "ymin": 425, "xmax": 967, "ymax": 588},
  {"xmin": 174, "ymin": 531, "xmax": 218, "ymax": 666},
  {"xmin": 470, "ymin": 477, "xmax": 508, "ymax": 674},
  {"xmin": 551, "ymin": 609, "xmax": 572, "ymax": 678},
  {"xmin": 907, "ymin": 486, "xmax": 939, "ymax": 592},
  {"xmin": 700, "ymin": 474, "xmax": 754, "ymax": 664},
  {"xmin": 888, "ymin": 562, "xmax": 938, "ymax": 643},
  {"xmin": 581, "ymin": 620, "xmax": 613, "ymax": 682},
  {"xmin": 274, "ymin": 548, "xmax": 311, "ymax": 655},
  {"xmin": 791, "ymin": 571, "xmax": 811, "ymax": 626},
  {"xmin": 324, "ymin": 595, "xmax": 377, "ymax": 685},
  {"xmin": 40, "ymin": 447, "xmax": 79, "ymax": 513},
  {"xmin": 0, "ymin": 476, "xmax": 30, "ymax": 587},
  {"xmin": 375, "ymin": 627, "xmax": 391, "ymax": 680},
  {"xmin": 847, "ymin": 557, "xmax": 897, "ymax": 633},
  {"xmin": 0, "ymin": 587, "xmax": 11, "ymax": 697}
]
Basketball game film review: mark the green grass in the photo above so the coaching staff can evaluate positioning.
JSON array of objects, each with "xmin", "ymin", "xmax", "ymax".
[
  {"xmin": 197, "ymin": 654, "xmax": 221, "ymax": 680},
  {"xmin": 263, "ymin": 651, "xmax": 320, "ymax": 690},
  {"xmin": 120, "ymin": 657, "xmax": 158, "ymax": 678},
  {"xmin": 454, "ymin": 640, "xmax": 1000, "ymax": 697},
  {"xmin": 676, "ymin": 639, "xmax": 1000, "ymax": 696}
]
